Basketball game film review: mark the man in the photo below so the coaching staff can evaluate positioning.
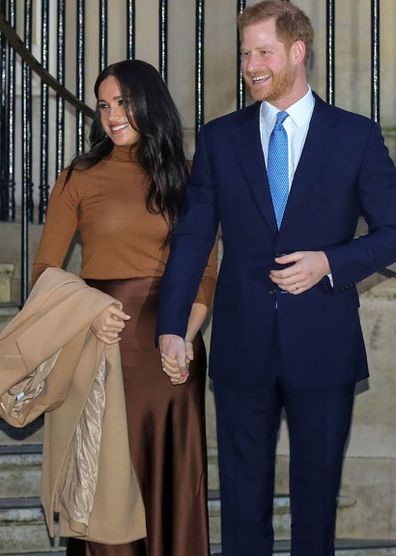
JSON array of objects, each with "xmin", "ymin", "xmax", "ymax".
[{"xmin": 158, "ymin": 1, "xmax": 396, "ymax": 555}]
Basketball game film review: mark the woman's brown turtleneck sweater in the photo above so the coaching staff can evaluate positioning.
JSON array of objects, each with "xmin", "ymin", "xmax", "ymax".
[{"xmin": 32, "ymin": 145, "xmax": 217, "ymax": 306}]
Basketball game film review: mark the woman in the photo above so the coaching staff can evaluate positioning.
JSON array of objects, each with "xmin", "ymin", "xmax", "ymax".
[{"xmin": 32, "ymin": 59, "xmax": 216, "ymax": 556}]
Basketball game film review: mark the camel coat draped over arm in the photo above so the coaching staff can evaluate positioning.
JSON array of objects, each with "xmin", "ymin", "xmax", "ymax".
[{"xmin": 0, "ymin": 268, "xmax": 146, "ymax": 544}]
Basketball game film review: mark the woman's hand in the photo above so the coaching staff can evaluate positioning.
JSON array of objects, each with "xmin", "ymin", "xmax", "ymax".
[
  {"xmin": 161, "ymin": 340, "xmax": 194, "ymax": 385},
  {"xmin": 91, "ymin": 305, "xmax": 131, "ymax": 344}
]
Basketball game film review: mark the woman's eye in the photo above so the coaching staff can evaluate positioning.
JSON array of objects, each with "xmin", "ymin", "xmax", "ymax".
[{"xmin": 98, "ymin": 103, "xmax": 108, "ymax": 110}]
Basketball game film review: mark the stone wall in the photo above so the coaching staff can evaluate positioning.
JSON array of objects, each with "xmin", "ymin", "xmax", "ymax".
[{"xmin": 1, "ymin": 0, "xmax": 395, "ymax": 540}]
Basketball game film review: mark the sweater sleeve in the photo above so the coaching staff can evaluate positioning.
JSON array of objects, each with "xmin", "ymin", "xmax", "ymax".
[
  {"xmin": 193, "ymin": 238, "xmax": 218, "ymax": 308},
  {"xmin": 31, "ymin": 170, "xmax": 80, "ymax": 286}
]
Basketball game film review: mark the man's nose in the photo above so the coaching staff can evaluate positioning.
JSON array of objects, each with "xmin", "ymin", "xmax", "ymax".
[{"xmin": 246, "ymin": 54, "xmax": 260, "ymax": 72}]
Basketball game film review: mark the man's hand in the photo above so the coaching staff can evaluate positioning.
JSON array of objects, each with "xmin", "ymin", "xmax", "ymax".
[
  {"xmin": 159, "ymin": 334, "xmax": 192, "ymax": 385},
  {"xmin": 269, "ymin": 251, "xmax": 330, "ymax": 295}
]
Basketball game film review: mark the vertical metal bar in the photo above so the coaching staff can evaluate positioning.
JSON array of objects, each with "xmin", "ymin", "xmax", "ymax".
[
  {"xmin": 126, "ymin": 0, "xmax": 135, "ymax": 59},
  {"xmin": 159, "ymin": 0, "xmax": 167, "ymax": 82},
  {"xmin": 236, "ymin": 0, "xmax": 246, "ymax": 110},
  {"xmin": 21, "ymin": 0, "xmax": 33, "ymax": 303},
  {"xmin": 76, "ymin": 0, "xmax": 85, "ymax": 154},
  {"xmin": 56, "ymin": 0, "xmax": 65, "ymax": 177},
  {"xmin": 371, "ymin": 0, "xmax": 380, "ymax": 122},
  {"xmin": 195, "ymin": 0, "xmax": 205, "ymax": 135},
  {"xmin": 0, "ymin": 0, "xmax": 8, "ymax": 220},
  {"xmin": 39, "ymin": 0, "xmax": 49, "ymax": 224},
  {"xmin": 326, "ymin": 0, "xmax": 335, "ymax": 105},
  {"xmin": 99, "ymin": 0, "xmax": 107, "ymax": 71},
  {"xmin": 4, "ymin": 0, "xmax": 16, "ymax": 221}
]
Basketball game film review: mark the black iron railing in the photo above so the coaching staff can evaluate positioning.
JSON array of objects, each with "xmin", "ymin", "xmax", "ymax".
[
  {"xmin": 126, "ymin": 0, "xmax": 136, "ymax": 60},
  {"xmin": 159, "ymin": 0, "xmax": 167, "ymax": 83},
  {"xmin": 326, "ymin": 0, "xmax": 335, "ymax": 105},
  {"xmin": 39, "ymin": 0, "xmax": 49, "ymax": 225},
  {"xmin": 236, "ymin": 0, "xmax": 247, "ymax": 111},
  {"xmin": 371, "ymin": 0, "xmax": 380, "ymax": 122},
  {"xmin": 0, "ymin": 0, "xmax": 394, "ymax": 305},
  {"xmin": 195, "ymin": 0, "xmax": 205, "ymax": 135}
]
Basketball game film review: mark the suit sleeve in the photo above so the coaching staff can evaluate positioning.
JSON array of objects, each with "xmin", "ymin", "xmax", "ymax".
[
  {"xmin": 157, "ymin": 126, "xmax": 219, "ymax": 337},
  {"xmin": 324, "ymin": 122, "xmax": 396, "ymax": 288}
]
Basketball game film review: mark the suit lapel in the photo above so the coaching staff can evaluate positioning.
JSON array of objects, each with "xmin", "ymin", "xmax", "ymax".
[
  {"xmin": 281, "ymin": 95, "xmax": 337, "ymax": 230},
  {"xmin": 230, "ymin": 95, "xmax": 337, "ymax": 234},
  {"xmin": 231, "ymin": 103, "xmax": 278, "ymax": 234}
]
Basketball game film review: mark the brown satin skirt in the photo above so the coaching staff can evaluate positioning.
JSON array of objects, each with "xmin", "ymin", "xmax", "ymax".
[{"xmin": 67, "ymin": 277, "xmax": 209, "ymax": 556}]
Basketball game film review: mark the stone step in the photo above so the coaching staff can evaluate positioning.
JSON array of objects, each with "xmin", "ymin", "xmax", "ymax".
[
  {"xmin": 210, "ymin": 540, "xmax": 396, "ymax": 555},
  {"xmin": 2, "ymin": 553, "xmax": 66, "ymax": 556},
  {"xmin": 0, "ymin": 264, "xmax": 15, "ymax": 304},
  {"xmin": 0, "ymin": 418, "xmax": 44, "ymax": 447},
  {"xmin": 0, "ymin": 302, "xmax": 19, "ymax": 333},
  {"xmin": 0, "ymin": 445, "xmax": 42, "ymax": 499},
  {"xmin": 208, "ymin": 490, "xmax": 356, "ymax": 545},
  {"xmin": 207, "ymin": 446, "xmax": 220, "ymax": 491},
  {"xmin": 0, "ymin": 497, "xmax": 66, "ymax": 554},
  {"xmin": 1, "ymin": 493, "xmax": 394, "ymax": 555}
]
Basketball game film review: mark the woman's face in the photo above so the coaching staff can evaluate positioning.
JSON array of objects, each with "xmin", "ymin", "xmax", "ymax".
[{"xmin": 97, "ymin": 75, "xmax": 139, "ymax": 146}]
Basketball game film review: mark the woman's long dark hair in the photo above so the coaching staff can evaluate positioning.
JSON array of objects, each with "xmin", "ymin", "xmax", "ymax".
[{"xmin": 66, "ymin": 59, "xmax": 188, "ymax": 237}]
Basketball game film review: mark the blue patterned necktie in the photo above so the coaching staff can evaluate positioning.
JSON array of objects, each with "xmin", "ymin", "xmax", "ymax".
[{"xmin": 267, "ymin": 111, "xmax": 289, "ymax": 228}]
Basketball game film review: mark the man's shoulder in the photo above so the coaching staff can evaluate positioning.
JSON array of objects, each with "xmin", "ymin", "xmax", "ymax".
[
  {"xmin": 203, "ymin": 102, "xmax": 260, "ymax": 133},
  {"xmin": 314, "ymin": 93, "xmax": 375, "ymax": 130}
]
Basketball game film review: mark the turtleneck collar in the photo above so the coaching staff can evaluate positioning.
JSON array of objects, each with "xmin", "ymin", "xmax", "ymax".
[{"xmin": 109, "ymin": 143, "xmax": 138, "ymax": 162}]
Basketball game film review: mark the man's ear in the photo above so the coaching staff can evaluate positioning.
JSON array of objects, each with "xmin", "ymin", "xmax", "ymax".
[{"xmin": 290, "ymin": 40, "xmax": 306, "ymax": 65}]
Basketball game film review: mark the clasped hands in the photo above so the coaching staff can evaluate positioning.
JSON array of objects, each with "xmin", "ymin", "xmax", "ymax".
[
  {"xmin": 92, "ymin": 306, "xmax": 194, "ymax": 386},
  {"xmin": 270, "ymin": 250, "xmax": 330, "ymax": 294},
  {"xmin": 158, "ymin": 252, "xmax": 331, "ymax": 385},
  {"xmin": 91, "ymin": 252, "xmax": 329, "ymax": 374},
  {"xmin": 159, "ymin": 335, "xmax": 194, "ymax": 386}
]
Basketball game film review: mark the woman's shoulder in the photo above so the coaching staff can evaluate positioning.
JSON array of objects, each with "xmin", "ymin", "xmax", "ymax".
[
  {"xmin": 50, "ymin": 163, "xmax": 96, "ymax": 205},
  {"xmin": 56, "ymin": 158, "xmax": 109, "ymax": 190}
]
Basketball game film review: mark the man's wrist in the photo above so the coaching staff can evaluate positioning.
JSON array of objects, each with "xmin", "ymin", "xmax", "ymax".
[{"xmin": 319, "ymin": 250, "xmax": 331, "ymax": 275}]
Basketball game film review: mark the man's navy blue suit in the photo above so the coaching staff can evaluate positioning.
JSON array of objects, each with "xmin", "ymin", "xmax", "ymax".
[{"xmin": 157, "ymin": 94, "xmax": 396, "ymax": 555}]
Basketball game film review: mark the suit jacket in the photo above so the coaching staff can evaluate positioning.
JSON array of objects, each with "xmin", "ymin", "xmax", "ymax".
[
  {"xmin": 0, "ymin": 268, "xmax": 146, "ymax": 543},
  {"xmin": 158, "ymin": 94, "xmax": 396, "ymax": 389}
]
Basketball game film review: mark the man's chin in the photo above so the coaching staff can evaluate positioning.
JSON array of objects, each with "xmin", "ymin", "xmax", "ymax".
[{"xmin": 249, "ymin": 89, "xmax": 272, "ymax": 102}]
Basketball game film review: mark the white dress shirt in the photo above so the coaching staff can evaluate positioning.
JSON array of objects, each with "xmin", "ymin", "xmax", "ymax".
[
  {"xmin": 259, "ymin": 86, "xmax": 315, "ymax": 190},
  {"xmin": 259, "ymin": 87, "xmax": 333, "ymax": 285}
]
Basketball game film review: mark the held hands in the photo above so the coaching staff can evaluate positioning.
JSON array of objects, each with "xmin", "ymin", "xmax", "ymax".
[
  {"xmin": 159, "ymin": 334, "xmax": 194, "ymax": 386},
  {"xmin": 269, "ymin": 251, "xmax": 330, "ymax": 295},
  {"xmin": 91, "ymin": 305, "xmax": 131, "ymax": 344}
]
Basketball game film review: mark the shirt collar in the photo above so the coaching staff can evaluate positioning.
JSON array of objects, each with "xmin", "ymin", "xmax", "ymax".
[{"xmin": 260, "ymin": 86, "xmax": 315, "ymax": 130}]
